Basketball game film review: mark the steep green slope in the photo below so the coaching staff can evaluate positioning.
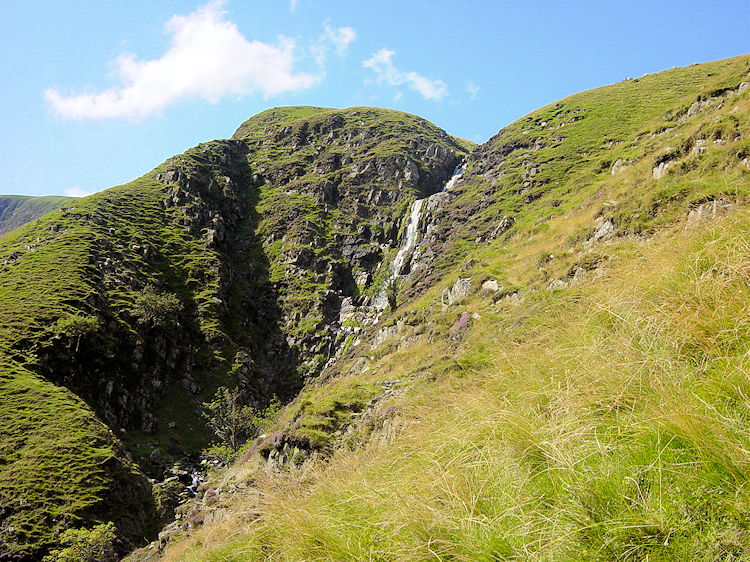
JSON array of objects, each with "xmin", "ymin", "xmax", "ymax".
[
  {"xmin": 0, "ymin": 194, "xmax": 74, "ymax": 236},
  {"xmin": 0, "ymin": 176, "xmax": 223, "ymax": 558},
  {"xmin": 402, "ymin": 55, "xmax": 750, "ymax": 295},
  {"xmin": 155, "ymin": 55, "xmax": 750, "ymax": 561},
  {"xmin": 229, "ymin": 106, "xmax": 470, "ymax": 373},
  {"xmin": 0, "ymin": 359, "xmax": 155, "ymax": 556},
  {"xmin": 0, "ymin": 108, "xmax": 469, "ymax": 558}
]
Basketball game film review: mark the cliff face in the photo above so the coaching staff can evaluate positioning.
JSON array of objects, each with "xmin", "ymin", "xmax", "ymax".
[
  {"xmin": 227, "ymin": 106, "xmax": 470, "ymax": 378},
  {"xmin": 0, "ymin": 106, "xmax": 470, "ymax": 559}
]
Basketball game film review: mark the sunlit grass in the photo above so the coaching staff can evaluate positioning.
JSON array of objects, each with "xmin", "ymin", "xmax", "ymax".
[{"xmin": 161, "ymin": 206, "xmax": 750, "ymax": 560}]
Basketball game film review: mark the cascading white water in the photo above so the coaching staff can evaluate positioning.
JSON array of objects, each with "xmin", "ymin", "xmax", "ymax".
[
  {"xmin": 390, "ymin": 198, "xmax": 424, "ymax": 278},
  {"xmin": 441, "ymin": 162, "xmax": 466, "ymax": 192},
  {"xmin": 374, "ymin": 162, "xmax": 466, "ymax": 309}
]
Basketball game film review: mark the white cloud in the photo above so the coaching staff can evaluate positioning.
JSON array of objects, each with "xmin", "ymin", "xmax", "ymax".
[
  {"xmin": 65, "ymin": 186, "xmax": 92, "ymax": 198},
  {"xmin": 325, "ymin": 24, "xmax": 355, "ymax": 55},
  {"xmin": 290, "ymin": 0, "xmax": 298, "ymax": 12},
  {"xmin": 311, "ymin": 22, "xmax": 356, "ymax": 65},
  {"xmin": 466, "ymin": 81, "xmax": 480, "ymax": 100},
  {"xmin": 45, "ymin": 1, "xmax": 320, "ymax": 120},
  {"xmin": 362, "ymin": 49, "xmax": 447, "ymax": 100}
]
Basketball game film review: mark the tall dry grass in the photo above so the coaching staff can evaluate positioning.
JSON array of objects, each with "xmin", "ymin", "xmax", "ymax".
[{"xmin": 163, "ymin": 211, "xmax": 750, "ymax": 560}]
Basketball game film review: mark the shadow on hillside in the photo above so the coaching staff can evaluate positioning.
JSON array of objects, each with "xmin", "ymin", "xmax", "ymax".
[
  {"xmin": 33, "ymin": 141, "xmax": 302, "ymax": 466},
  {"xmin": 221, "ymin": 149, "xmax": 304, "ymax": 405}
]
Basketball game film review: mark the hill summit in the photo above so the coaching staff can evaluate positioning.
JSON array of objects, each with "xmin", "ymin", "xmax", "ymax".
[{"xmin": 0, "ymin": 105, "xmax": 471, "ymax": 558}]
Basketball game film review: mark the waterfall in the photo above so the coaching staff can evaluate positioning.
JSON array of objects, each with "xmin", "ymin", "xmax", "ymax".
[
  {"xmin": 390, "ymin": 198, "xmax": 424, "ymax": 278},
  {"xmin": 374, "ymin": 162, "xmax": 466, "ymax": 309},
  {"xmin": 441, "ymin": 162, "xmax": 466, "ymax": 192}
]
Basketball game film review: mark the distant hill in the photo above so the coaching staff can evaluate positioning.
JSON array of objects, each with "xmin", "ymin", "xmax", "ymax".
[{"xmin": 0, "ymin": 194, "xmax": 75, "ymax": 236}]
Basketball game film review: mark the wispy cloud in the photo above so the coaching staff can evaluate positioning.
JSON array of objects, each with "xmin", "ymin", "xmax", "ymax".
[
  {"xmin": 466, "ymin": 80, "xmax": 480, "ymax": 100},
  {"xmin": 362, "ymin": 49, "xmax": 447, "ymax": 100},
  {"xmin": 311, "ymin": 22, "xmax": 356, "ymax": 65},
  {"xmin": 290, "ymin": 0, "xmax": 298, "ymax": 12},
  {"xmin": 325, "ymin": 24, "xmax": 355, "ymax": 55},
  {"xmin": 65, "ymin": 186, "xmax": 92, "ymax": 198},
  {"xmin": 45, "ymin": 1, "xmax": 320, "ymax": 120}
]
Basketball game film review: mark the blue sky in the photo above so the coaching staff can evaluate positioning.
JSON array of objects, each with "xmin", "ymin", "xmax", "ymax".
[{"xmin": 0, "ymin": 0, "xmax": 748, "ymax": 197}]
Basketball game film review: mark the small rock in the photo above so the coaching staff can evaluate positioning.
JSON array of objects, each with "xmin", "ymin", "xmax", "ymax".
[
  {"xmin": 353, "ymin": 270, "xmax": 371, "ymax": 286},
  {"xmin": 505, "ymin": 292, "xmax": 522, "ymax": 306},
  {"xmin": 442, "ymin": 277, "xmax": 472, "ymax": 309},
  {"xmin": 686, "ymin": 99, "xmax": 708, "ymax": 118},
  {"xmin": 569, "ymin": 267, "xmax": 587, "ymax": 285},
  {"xmin": 686, "ymin": 198, "xmax": 734, "ymax": 227},
  {"xmin": 373, "ymin": 325, "xmax": 399, "ymax": 347},
  {"xmin": 652, "ymin": 161, "xmax": 670, "ymax": 179},
  {"xmin": 547, "ymin": 279, "xmax": 568, "ymax": 290},
  {"xmin": 592, "ymin": 219, "xmax": 615, "ymax": 241},
  {"xmin": 490, "ymin": 215, "xmax": 514, "ymax": 239},
  {"xmin": 441, "ymin": 287, "xmax": 452, "ymax": 309},
  {"xmin": 450, "ymin": 277, "xmax": 472, "ymax": 303},
  {"xmin": 481, "ymin": 279, "xmax": 500, "ymax": 294},
  {"xmin": 339, "ymin": 297, "xmax": 355, "ymax": 324},
  {"xmin": 610, "ymin": 158, "xmax": 628, "ymax": 175}
]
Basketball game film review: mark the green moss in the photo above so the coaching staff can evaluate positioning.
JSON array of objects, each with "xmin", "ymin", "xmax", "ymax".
[{"xmin": 281, "ymin": 381, "xmax": 380, "ymax": 448}]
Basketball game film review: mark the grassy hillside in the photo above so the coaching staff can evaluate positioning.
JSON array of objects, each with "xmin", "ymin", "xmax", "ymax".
[
  {"xmin": 156, "ymin": 55, "xmax": 750, "ymax": 560},
  {"xmin": 0, "ymin": 194, "xmax": 74, "ymax": 236},
  {"xmin": 162, "ymin": 208, "xmax": 750, "ymax": 562},
  {"xmin": 399, "ymin": 55, "xmax": 750, "ymax": 296},
  {"xmin": 0, "ymin": 358, "xmax": 155, "ymax": 556},
  {"xmin": 0, "ymin": 175, "xmax": 221, "ymax": 556}
]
